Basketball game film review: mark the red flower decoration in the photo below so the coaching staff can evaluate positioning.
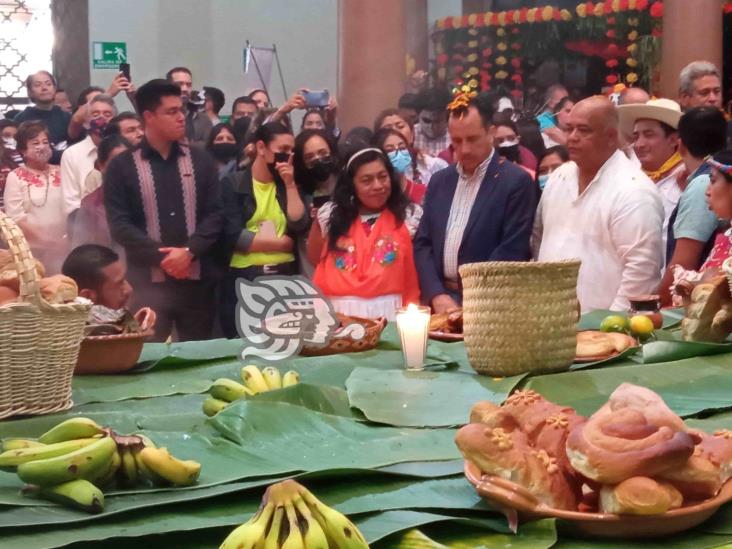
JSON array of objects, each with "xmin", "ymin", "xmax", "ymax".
[
  {"xmin": 519, "ymin": 7, "xmax": 529, "ymax": 23},
  {"xmin": 636, "ymin": 0, "xmax": 649, "ymax": 10},
  {"xmin": 606, "ymin": 29, "xmax": 616, "ymax": 38},
  {"xmin": 585, "ymin": 2, "xmax": 595, "ymax": 13},
  {"xmin": 511, "ymin": 58, "xmax": 522, "ymax": 68},
  {"xmin": 482, "ymin": 62, "xmax": 493, "ymax": 70},
  {"xmin": 482, "ymin": 48, "xmax": 492, "ymax": 57},
  {"xmin": 606, "ymin": 43, "xmax": 620, "ymax": 56},
  {"xmin": 606, "ymin": 74, "xmax": 619, "ymax": 84},
  {"xmin": 437, "ymin": 54, "xmax": 449, "ymax": 66},
  {"xmin": 444, "ymin": 17, "xmax": 454, "ymax": 29},
  {"xmin": 491, "ymin": 13, "xmax": 499, "ymax": 25},
  {"xmin": 606, "ymin": 59, "xmax": 619, "ymax": 68},
  {"xmin": 510, "ymin": 89, "xmax": 523, "ymax": 98},
  {"xmin": 506, "ymin": 9, "xmax": 515, "ymax": 21},
  {"xmin": 607, "ymin": 16, "xmax": 616, "ymax": 24},
  {"xmin": 475, "ymin": 16, "xmax": 485, "ymax": 27},
  {"xmin": 650, "ymin": 1, "xmax": 663, "ymax": 18},
  {"xmin": 461, "ymin": 15, "xmax": 470, "ymax": 27},
  {"xmin": 511, "ymin": 27, "xmax": 520, "ymax": 34},
  {"xmin": 604, "ymin": 2, "xmax": 613, "ymax": 14},
  {"xmin": 553, "ymin": 10, "xmax": 562, "ymax": 21},
  {"xmin": 619, "ymin": 0, "xmax": 629, "ymax": 9},
  {"xmin": 726, "ymin": 3, "xmax": 732, "ymax": 14},
  {"xmin": 511, "ymin": 74, "xmax": 523, "ymax": 84},
  {"xmin": 652, "ymin": 28, "xmax": 663, "ymax": 37}
]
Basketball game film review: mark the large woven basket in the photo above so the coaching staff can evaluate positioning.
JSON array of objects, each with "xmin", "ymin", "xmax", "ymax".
[
  {"xmin": 0, "ymin": 211, "xmax": 90, "ymax": 419},
  {"xmin": 459, "ymin": 260, "xmax": 580, "ymax": 376}
]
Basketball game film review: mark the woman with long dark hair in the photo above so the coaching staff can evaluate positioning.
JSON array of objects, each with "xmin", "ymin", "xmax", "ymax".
[
  {"xmin": 306, "ymin": 147, "xmax": 421, "ymax": 319},
  {"xmin": 206, "ymin": 123, "xmax": 241, "ymax": 179}
]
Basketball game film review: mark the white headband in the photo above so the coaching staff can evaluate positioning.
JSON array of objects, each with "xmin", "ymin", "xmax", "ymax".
[{"xmin": 346, "ymin": 147, "xmax": 384, "ymax": 171}]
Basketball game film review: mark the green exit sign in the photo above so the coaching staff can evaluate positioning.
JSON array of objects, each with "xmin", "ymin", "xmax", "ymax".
[{"xmin": 92, "ymin": 42, "xmax": 127, "ymax": 69}]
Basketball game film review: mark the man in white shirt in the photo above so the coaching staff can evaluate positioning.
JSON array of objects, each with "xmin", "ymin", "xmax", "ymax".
[
  {"xmin": 532, "ymin": 96, "xmax": 664, "ymax": 313},
  {"xmin": 618, "ymin": 98, "xmax": 684, "ymax": 238},
  {"xmin": 60, "ymin": 94, "xmax": 116, "ymax": 215}
]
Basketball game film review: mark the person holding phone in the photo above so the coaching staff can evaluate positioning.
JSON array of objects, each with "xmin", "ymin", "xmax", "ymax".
[
  {"xmin": 271, "ymin": 88, "xmax": 339, "ymax": 139},
  {"xmin": 220, "ymin": 121, "xmax": 309, "ymax": 337}
]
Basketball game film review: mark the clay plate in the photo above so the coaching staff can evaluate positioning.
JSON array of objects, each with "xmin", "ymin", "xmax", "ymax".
[
  {"xmin": 428, "ymin": 330, "xmax": 463, "ymax": 342},
  {"xmin": 464, "ymin": 460, "xmax": 732, "ymax": 538},
  {"xmin": 575, "ymin": 332, "xmax": 637, "ymax": 364}
]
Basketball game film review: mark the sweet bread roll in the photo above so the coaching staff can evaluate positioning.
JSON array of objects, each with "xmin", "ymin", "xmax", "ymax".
[
  {"xmin": 599, "ymin": 477, "xmax": 682, "ymax": 515},
  {"xmin": 455, "ymin": 423, "xmax": 577, "ymax": 510},
  {"xmin": 660, "ymin": 430, "xmax": 732, "ymax": 499},
  {"xmin": 605, "ymin": 332, "xmax": 636, "ymax": 353},
  {"xmin": 429, "ymin": 313, "xmax": 448, "ymax": 332},
  {"xmin": 607, "ymin": 383, "xmax": 686, "ymax": 432},
  {"xmin": 39, "ymin": 275, "xmax": 78, "ymax": 304},
  {"xmin": 681, "ymin": 276, "xmax": 732, "ymax": 343},
  {"xmin": 469, "ymin": 401, "xmax": 520, "ymax": 432},
  {"xmin": 0, "ymin": 260, "xmax": 45, "ymax": 293},
  {"xmin": 566, "ymin": 407, "xmax": 695, "ymax": 484},
  {"xmin": 502, "ymin": 390, "xmax": 578, "ymax": 439},
  {"xmin": 576, "ymin": 331, "xmax": 616, "ymax": 358}
]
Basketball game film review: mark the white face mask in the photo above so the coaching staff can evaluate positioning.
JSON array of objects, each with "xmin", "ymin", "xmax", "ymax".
[{"xmin": 3, "ymin": 137, "xmax": 16, "ymax": 150}]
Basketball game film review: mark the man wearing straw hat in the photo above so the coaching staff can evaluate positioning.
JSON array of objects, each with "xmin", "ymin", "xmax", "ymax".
[
  {"xmin": 617, "ymin": 98, "xmax": 684, "ymax": 240},
  {"xmin": 532, "ymin": 96, "xmax": 665, "ymax": 313}
]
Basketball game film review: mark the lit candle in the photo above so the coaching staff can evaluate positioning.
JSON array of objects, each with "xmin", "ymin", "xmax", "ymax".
[{"xmin": 396, "ymin": 303, "xmax": 430, "ymax": 370}]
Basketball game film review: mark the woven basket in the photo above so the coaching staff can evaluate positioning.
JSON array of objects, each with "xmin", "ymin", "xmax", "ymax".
[
  {"xmin": 459, "ymin": 260, "xmax": 581, "ymax": 376},
  {"xmin": 299, "ymin": 314, "xmax": 386, "ymax": 356},
  {"xmin": 0, "ymin": 211, "xmax": 90, "ymax": 419}
]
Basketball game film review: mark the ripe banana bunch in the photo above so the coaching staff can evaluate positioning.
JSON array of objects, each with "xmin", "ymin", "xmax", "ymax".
[
  {"xmin": 219, "ymin": 479, "xmax": 368, "ymax": 549},
  {"xmin": 203, "ymin": 365, "xmax": 301, "ymax": 417},
  {"xmin": 0, "ymin": 417, "xmax": 201, "ymax": 514}
]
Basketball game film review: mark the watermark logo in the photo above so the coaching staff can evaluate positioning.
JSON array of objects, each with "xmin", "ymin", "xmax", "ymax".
[{"xmin": 236, "ymin": 276, "xmax": 365, "ymax": 361}]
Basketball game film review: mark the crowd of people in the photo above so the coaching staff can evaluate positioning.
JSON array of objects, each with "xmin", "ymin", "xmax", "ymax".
[{"xmin": 0, "ymin": 59, "xmax": 730, "ymax": 342}]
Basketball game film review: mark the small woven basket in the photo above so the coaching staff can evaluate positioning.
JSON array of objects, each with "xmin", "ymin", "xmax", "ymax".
[
  {"xmin": 459, "ymin": 260, "xmax": 580, "ymax": 376},
  {"xmin": 723, "ymin": 258, "xmax": 732, "ymax": 297},
  {"xmin": 0, "ymin": 211, "xmax": 90, "ymax": 419},
  {"xmin": 299, "ymin": 314, "xmax": 386, "ymax": 356}
]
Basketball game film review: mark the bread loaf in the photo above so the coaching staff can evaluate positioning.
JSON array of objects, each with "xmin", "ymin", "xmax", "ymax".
[{"xmin": 39, "ymin": 275, "xmax": 78, "ymax": 304}]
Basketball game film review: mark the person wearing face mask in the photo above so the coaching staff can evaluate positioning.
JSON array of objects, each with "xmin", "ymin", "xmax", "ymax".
[
  {"xmin": 373, "ymin": 128, "xmax": 425, "ymax": 205},
  {"xmin": 3, "ymin": 121, "xmax": 68, "ymax": 273},
  {"xmin": 220, "ymin": 122, "xmax": 308, "ymax": 337},
  {"xmin": 60, "ymin": 94, "xmax": 117, "ymax": 217},
  {"xmin": 535, "ymin": 145, "xmax": 569, "ymax": 193},
  {"xmin": 493, "ymin": 117, "xmax": 537, "ymax": 179},
  {"xmin": 413, "ymin": 88, "xmax": 451, "ymax": 156},
  {"xmin": 293, "ymin": 129, "xmax": 339, "ymax": 277},
  {"xmin": 206, "ymin": 123, "xmax": 242, "ymax": 179}
]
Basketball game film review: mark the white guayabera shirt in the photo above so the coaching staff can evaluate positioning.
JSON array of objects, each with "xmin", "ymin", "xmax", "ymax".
[{"xmin": 532, "ymin": 149, "xmax": 665, "ymax": 313}]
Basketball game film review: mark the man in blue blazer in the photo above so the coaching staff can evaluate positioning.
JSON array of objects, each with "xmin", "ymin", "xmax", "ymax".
[{"xmin": 414, "ymin": 93, "xmax": 538, "ymax": 313}]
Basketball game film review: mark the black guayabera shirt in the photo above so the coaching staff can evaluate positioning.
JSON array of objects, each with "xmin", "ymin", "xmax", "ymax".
[{"xmin": 103, "ymin": 139, "xmax": 223, "ymax": 285}]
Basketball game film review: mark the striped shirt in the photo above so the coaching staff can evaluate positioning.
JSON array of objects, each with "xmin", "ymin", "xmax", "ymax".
[
  {"xmin": 413, "ymin": 125, "xmax": 451, "ymax": 157},
  {"xmin": 443, "ymin": 151, "xmax": 494, "ymax": 281}
]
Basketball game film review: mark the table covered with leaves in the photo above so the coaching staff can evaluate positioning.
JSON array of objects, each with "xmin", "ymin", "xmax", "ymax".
[{"xmin": 3, "ymin": 312, "xmax": 732, "ymax": 548}]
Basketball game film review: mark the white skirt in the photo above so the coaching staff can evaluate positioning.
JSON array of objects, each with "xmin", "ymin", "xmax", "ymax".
[{"xmin": 329, "ymin": 294, "xmax": 402, "ymax": 321}]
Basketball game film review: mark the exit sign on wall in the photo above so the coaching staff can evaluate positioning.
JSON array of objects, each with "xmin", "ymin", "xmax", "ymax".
[{"xmin": 92, "ymin": 42, "xmax": 127, "ymax": 69}]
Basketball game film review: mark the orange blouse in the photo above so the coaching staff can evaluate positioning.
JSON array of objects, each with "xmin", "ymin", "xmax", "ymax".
[{"xmin": 313, "ymin": 208, "xmax": 420, "ymax": 306}]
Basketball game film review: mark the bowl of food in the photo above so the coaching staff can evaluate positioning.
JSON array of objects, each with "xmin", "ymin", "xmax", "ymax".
[
  {"xmin": 429, "ymin": 307, "xmax": 463, "ymax": 341},
  {"xmin": 299, "ymin": 314, "xmax": 386, "ymax": 356}
]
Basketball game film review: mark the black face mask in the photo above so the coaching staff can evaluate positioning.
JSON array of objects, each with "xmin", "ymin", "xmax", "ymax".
[
  {"xmin": 232, "ymin": 117, "xmax": 251, "ymax": 141},
  {"xmin": 305, "ymin": 156, "xmax": 336, "ymax": 183},
  {"xmin": 267, "ymin": 152, "xmax": 290, "ymax": 180},
  {"xmin": 209, "ymin": 143, "xmax": 239, "ymax": 162},
  {"xmin": 498, "ymin": 144, "xmax": 521, "ymax": 163}
]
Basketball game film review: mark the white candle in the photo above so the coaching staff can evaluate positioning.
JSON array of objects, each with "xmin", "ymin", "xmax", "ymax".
[{"xmin": 396, "ymin": 303, "xmax": 430, "ymax": 370}]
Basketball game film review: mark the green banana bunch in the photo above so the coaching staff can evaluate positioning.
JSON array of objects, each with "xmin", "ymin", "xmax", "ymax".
[
  {"xmin": 28, "ymin": 479, "xmax": 105, "ymax": 514},
  {"xmin": 1, "ymin": 438, "xmax": 45, "ymax": 451},
  {"xmin": 219, "ymin": 479, "xmax": 368, "ymax": 549},
  {"xmin": 38, "ymin": 417, "xmax": 105, "ymax": 444},
  {"xmin": 17, "ymin": 436, "xmax": 117, "ymax": 486},
  {"xmin": 0, "ymin": 437, "xmax": 100, "ymax": 467}
]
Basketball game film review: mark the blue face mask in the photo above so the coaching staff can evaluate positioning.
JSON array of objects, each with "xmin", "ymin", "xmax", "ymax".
[
  {"xmin": 387, "ymin": 149, "xmax": 412, "ymax": 174},
  {"xmin": 538, "ymin": 174, "xmax": 549, "ymax": 190}
]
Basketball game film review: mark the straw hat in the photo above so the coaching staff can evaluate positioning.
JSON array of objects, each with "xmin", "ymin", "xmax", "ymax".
[{"xmin": 618, "ymin": 98, "xmax": 682, "ymax": 137}]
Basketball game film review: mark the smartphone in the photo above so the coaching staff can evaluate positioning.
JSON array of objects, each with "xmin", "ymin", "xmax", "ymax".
[
  {"xmin": 273, "ymin": 152, "xmax": 291, "ymax": 163},
  {"xmin": 312, "ymin": 195, "xmax": 330, "ymax": 208},
  {"xmin": 302, "ymin": 89, "xmax": 329, "ymax": 108},
  {"xmin": 119, "ymin": 63, "xmax": 131, "ymax": 81}
]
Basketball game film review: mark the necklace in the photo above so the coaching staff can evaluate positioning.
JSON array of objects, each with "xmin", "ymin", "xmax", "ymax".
[{"xmin": 25, "ymin": 168, "xmax": 51, "ymax": 208}]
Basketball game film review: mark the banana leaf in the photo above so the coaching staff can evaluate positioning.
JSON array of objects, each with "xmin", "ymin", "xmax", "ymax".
[
  {"xmin": 552, "ymin": 531, "xmax": 732, "ymax": 549},
  {"xmin": 523, "ymin": 355, "xmax": 732, "ymax": 417},
  {"xmin": 569, "ymin": 346, "xmax": 640, "ymax": 371},
  {"xmin": 345, "ymin": 367, "xmax": 524, "ymax": 427},
  {"xmin": 0, "ymin": 476, "xmax": 499, "ymax": 548},
  {"xmin": 641, "ymin": 339, "xmax": 732, "ymax": 364}
]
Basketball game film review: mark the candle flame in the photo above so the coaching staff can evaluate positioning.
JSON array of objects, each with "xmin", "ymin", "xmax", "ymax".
[{"xmin": 406, "ymin": 303, "xmax": 419, "ymax": 313}]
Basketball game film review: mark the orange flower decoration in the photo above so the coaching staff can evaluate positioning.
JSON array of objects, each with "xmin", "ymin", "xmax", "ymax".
[{"xmin": 447, "ymin": 91, "xmax": 477, "ymax": 117}]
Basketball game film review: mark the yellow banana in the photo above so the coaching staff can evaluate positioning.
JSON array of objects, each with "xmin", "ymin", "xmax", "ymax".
[
  {"xmin": 38, "ymin": 417, "xmax": 105, "ymax": 444},
  {"xmin": 138, "ymin": 446, "xmax": 200, "ymax": 486},
  {"xmin": 203, "ymin": 397, "xmax": 230, "ymax": 417},
  {"xmin": 1, "ymin": 439, "xmax": 45, "ymax": 451},
  {"xmin": 261, "ymin": 367, "xmax": 282, "ymax": 391},
  {"xmin": 0, "ymin": 437, "xmax": 100, "ymax": 467},
  {"xmin": 132, "ymin": 434, "xmax": 157, "ymax": 449},
  {"xmin": 37, "ymin": 479, "xmax": 105, "ymax": 514},
  {"xmin": 293, "ymin": 495, "xmax": 328, "ymax": 549},
  {"xmin": 132, "ymin": 447, "xmax": 153, "ymax": 484},
  {"xmin": 301, "ymin": 489, "xmax": 368, "ymax": 549},
  {"xmin": 240, "ymin": 365, "xmax": 270, "ymax": 394},
  {"xmin": 281, "ymin": 501, "xmax": 305, "ymax": 549},
  {"xmin": 119, "ymin": 447, "xmax": 139, "ymax": 486},
  {"xmin": 17, "ymin": 436, "xmax": 117, "ymax": 487},
  {"xmin": 211, "ymin": 378, "xmax": 254, "ymax": 402},
  {"xmin": 263, "ymin": 505, "xmax": 285, "ymax": 549},
  {"xmin": 219, "ymin": 501, "xmax": 275, "ymax": 549},
  {"xmin": 282, "ymin": 371, "xmax": 301, "ymax": 388}
]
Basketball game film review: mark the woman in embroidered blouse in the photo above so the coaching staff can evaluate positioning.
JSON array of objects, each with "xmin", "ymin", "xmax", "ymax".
[
  {"xmin": 306, "ymin": 147, "xmax": 422, "ymax": 320},
  {"xmin": 3, "ymin": 121, "xmax": 67, "ymax": 273}
]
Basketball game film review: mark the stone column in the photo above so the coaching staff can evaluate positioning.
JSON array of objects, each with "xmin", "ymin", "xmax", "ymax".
[
  {"xmin": 660, "ymin": 0, "xmax": 722, "ymax": 99},
  {"xmin": 405, "ymin": 0, "xmax": 429, "ymax": 80},
  {"xmin": 338, "ymin": 0, "xmax": 407, "ymax": 132}
]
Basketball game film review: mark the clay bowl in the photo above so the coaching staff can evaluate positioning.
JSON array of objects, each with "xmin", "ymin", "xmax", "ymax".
[
  {"xmin": 428, "ymin": 330, "xmax": 464, "ymax": 342},
  {"xmin": 75, "ymin": 329, "xmax": 155, "ymax": 375},
  {"xmin": 464, "ymin": 460, "xmax": 732, "ymax": 538}
]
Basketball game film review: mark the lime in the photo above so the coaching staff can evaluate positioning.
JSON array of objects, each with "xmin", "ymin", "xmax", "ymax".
[
  {"xmin": 629, "ymin": 315, "xmax": 655, "ymax": 338},
  {"xmin": 599, "ymin": 315, "xmax": 629, "ymax": 333}
]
